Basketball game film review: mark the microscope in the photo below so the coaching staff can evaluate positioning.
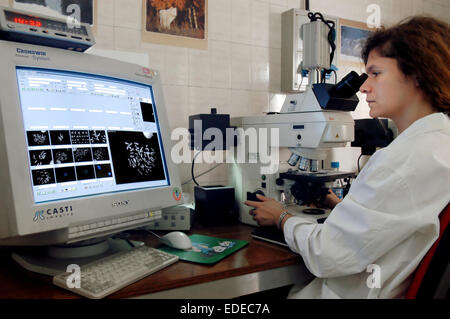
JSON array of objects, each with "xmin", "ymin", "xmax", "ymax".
[{"xmin": 230, "ymin": 12, "xmax": 368, "ymax": 226}]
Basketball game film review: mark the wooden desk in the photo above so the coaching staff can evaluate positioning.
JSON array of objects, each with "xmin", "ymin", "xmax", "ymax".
[{"xmin": 0, "ymin": 223, "xmax": 313, "ymax": 299}]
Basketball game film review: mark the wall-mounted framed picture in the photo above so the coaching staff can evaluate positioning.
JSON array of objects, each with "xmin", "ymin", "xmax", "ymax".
[
  {"xmin": 10, "ymin": 0, "xmax": 96, "ymax": 26},
  {"xmin": 142, "ymin": 0, "xmax": 208, "ymax": 50},
  {"xmin": 338, "ymin": 18, "xmax": 374, "ymax": 68}
]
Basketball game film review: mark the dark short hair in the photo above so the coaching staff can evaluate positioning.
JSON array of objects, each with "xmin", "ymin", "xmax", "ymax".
[{"xmin": 361, "ymin": 16, "xmax": 450, "ymax": 113}]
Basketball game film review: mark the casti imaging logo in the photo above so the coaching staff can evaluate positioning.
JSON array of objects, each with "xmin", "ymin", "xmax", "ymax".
[{"xmin": 33, "ymin": 206, "xmax": 74, "ymax": 222}]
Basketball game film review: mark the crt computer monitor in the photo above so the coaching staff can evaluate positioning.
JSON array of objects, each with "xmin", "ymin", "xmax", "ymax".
[{"xmin": 0, "ymin": 40, "xmax": 183, "ymax": 263}]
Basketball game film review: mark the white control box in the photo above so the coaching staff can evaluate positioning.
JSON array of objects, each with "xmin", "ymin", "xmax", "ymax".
[{"xmin": 302, "ymin": 21, "xmax": 330, "ymax": 70}]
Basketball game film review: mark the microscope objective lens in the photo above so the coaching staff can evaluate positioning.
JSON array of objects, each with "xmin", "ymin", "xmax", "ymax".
[
  {"xmin": 288, "ymin": 153, "xmax": 301, "ymax": 166},
  {"xmin": 298, "ymin": 157, "xmax": 310, "ymax": 171},
  {"xmin": 310, "ymin": 160, "xmax": 319, "ymax": 172}
]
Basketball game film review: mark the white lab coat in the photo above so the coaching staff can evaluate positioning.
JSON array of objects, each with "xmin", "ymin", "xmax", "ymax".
[{"xmin": 284, "ymin": 112, "xmax": 450, "ymax": 299}]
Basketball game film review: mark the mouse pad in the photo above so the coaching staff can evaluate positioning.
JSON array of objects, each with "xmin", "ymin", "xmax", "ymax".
[{"xmin": 158, "ymin": 234, "xmax": 248, "ymax": 264}]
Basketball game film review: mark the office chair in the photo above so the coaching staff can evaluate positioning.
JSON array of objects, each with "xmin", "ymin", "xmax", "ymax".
[{"xmin": 405, "ymin": 203, "xmax": 450, "ymax": 299}]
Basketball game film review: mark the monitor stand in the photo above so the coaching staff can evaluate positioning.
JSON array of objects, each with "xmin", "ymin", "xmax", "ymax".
[{"xmin": 11, "ymin": 237, "xmax": 144, "ymax": 276}]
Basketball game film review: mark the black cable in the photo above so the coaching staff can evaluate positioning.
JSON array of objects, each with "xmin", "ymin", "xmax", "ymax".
[
  {"xmin": 307, "ymin": 12, "xmax": 336, "ymax": 76},
  {"xmin": 357, "ymin": 153, "xmax": 363, "ymax": 173},
  {"xmin": 182, "ymin": 162, "xmax": 223, "ymax": 186},
  {"xmin": 321, "ymin": 69, "xmax": 337, "ymax": 84},
  {"xmin": 328, "ymin": 27, "xmax": 336, "ymax": 64},
  {"xmin": 191, "ymin": 150, "xmax": 202, "ymax": 186}
]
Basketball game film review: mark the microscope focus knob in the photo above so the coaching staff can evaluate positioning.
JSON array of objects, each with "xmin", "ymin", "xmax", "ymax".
[
  {"xmin": 247, "ymin": 190, "xmax": 265, "ymax": 202},
  {"xmin": 255, "ymin": 190, "xmax": 265, "ymax": 197},
  {"xmin": 276, "ymin": 178, "xmax": 284, "ymax": 186}
]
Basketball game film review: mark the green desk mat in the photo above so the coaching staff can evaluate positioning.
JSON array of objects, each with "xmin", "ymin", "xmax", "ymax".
[{"xmin": 158, "ymin": 234, "xmax": 249, "ymax": 264}]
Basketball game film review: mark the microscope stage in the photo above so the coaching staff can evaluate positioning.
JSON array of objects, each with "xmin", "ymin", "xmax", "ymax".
[{"xmin": 280, "ymin": 170, "xmax": 356, "ymax": 183}]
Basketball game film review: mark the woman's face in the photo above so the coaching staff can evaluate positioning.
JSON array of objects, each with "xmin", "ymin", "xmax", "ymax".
[{"xmin": 359, "ymin": 50, "xmax": 419, "ymax": 119}]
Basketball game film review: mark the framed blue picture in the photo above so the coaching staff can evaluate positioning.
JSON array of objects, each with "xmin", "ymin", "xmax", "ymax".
[{"xmin": 339, "ymin": 18, "xmax": 374, "ymax": 64}]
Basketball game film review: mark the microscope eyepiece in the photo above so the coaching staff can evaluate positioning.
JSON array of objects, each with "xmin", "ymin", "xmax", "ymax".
[{"xmin": 329, "ymin": 71, "xmax": 368, "ymax": 98}]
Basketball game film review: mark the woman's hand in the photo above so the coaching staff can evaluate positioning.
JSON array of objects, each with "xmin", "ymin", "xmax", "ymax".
[
  {"xmin": 322, "ymin": 189, "xmax": 342, "ymax": 209},
  {"xmin": 244, "ymin": 194, "xmax": 287, "ymax": 227}
]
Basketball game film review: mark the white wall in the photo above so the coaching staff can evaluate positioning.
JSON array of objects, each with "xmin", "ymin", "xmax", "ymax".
[
  {"xmin": 2, "ymin": 0, "xmax": 449, "ymax": 192},
  {"xmin": 94, "ymin": 0, "xmax": 309, "ymax": 192}
]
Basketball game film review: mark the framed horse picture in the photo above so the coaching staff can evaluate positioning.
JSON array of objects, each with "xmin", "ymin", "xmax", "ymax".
[{"xmin": 142, "ymin": 0, "xmax": 208, "ymax": 50}]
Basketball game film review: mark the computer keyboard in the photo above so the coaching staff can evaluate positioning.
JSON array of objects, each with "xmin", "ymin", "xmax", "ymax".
[{"xmin": 53, "ymin": 245, "xmax": 179, "ymax": 299}]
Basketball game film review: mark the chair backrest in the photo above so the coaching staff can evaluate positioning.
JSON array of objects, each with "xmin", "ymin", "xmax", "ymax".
[{"xmin": 405, "ymin": 203, "xmax": 450, "ymax": 299}]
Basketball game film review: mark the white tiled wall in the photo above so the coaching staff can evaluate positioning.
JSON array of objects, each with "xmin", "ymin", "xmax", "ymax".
[
  {"xmin": 2, "ymin": 0, "xmax": 449, "ymax": 189},
  {"xmin": 309, "ymin": 0, "xmax": 450, "ymax": 26}
]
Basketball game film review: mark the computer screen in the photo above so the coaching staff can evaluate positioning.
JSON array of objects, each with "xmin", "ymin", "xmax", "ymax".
[
  {"xmin": 17, "ymin": 67, "xmax": 169, "ymax": 204},
  {"xmin": 0, "ymin": 40, "xmax": 182, "ymax": 246}
]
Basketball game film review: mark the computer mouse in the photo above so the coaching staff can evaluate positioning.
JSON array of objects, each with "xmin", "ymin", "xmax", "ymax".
[{"xmin": 159, "ymin": 231, "xmax": 192, "ymax": 250}]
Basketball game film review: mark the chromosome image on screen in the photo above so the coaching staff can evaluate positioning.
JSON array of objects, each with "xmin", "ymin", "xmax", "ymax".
[
  {"xmin": 70, "ymin": 130, "xmax": 90, "ymax": 144},
  {"xmin": 94, "ymin": 164, "xmax": 113, "ymax": 179},
  {"xmin": 89, "ymin": 130, "xmax": 107, "ymax": 144},
  {"xmin": 27, "ymin": 131, "xmax": 50, "ymax": 146},
  {"xmin": 52, "ymin": 148, "xmax": 74, "ymax": 164},
  {"xmin": 140, "ymin": 102, "xmax": 155, "ymax": 123},
  {"xmin": 108, "ymin": 131, "xmax": 165, "ymax": 184},
  {"xmin": 73, "ymin": 147, "xmax": 93, "ymax": 162},
  {"xmin": 92, "ymin": 147, "xmax": 109, "ymax": 161},
  {"xmin": 55, "ymin": 166, "xmax": 76, "ymax": 183},
  {"xmin": 50, "ymin": 130, "xmax": 71, "ymax": 145},
  {"xmin": 32, "ymin": 168, "xmax": 56, "ymax": 186},
  {"xmin": 76, "ymin": 165, "xmax": 95, "ymax": 180},
  {"xmin": 29, "ymin": 149, "xmax": 53, "ymax": 166}
]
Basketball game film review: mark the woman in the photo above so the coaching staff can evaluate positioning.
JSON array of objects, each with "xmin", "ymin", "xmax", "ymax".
[{"xmin": 245, "ymin": 16, "xmax": 450, "ymax": 298}]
